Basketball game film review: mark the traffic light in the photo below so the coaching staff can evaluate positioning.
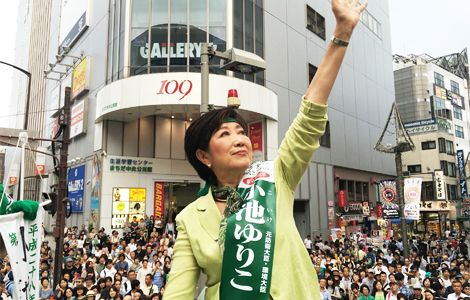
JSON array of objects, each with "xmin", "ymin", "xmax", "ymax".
[{"xmin": 42, "ymin": 192, "xmax": 57, "ymax": 215}]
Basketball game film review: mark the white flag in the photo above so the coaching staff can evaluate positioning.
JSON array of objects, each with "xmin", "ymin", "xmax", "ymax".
[{"xmin": 0, "ymin": 205, "xmax": 45, "ymax": 300}]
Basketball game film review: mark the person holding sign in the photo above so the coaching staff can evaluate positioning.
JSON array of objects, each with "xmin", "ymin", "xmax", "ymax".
[{"xmin": 163, "ymin": 0, "xmax": 368, "ymax": 299}]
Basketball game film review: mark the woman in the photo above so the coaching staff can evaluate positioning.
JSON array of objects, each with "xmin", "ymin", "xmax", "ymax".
[
  {"xmin": 63, "ymin": 287, "xmax": 76, "ymax": 300},
  {"xmin": 39, "ymin": 277, "xmax": 54, "ymax": 300},
  {"xmin": 326, "ymin": 277, "xmax": 342, "ymax": 300},
  {"xmin": 163, "ymin": 0, "xmax": 367, "ymax": 299},
  {"xmin": 358, "ymin": 285, "xmax": 373, "ymax": 300},
  {"xmin": 101, "ymin": 286, "xmax": 121, "ymax": 300},
  {"xmin": 55, "ymin": 278, "xmax": 69, "ymax": 299},
  {"xmin": 371, "ymin": 281, "xmax": 385, "ymax": 300}
]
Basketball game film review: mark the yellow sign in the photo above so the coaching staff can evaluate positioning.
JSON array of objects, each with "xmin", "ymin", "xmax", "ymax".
[
  {"xmin": 130, "ymin": 188, "xmax": 146, "ymax": 201},
  {"xmin": 72, "ymin": 56, "xmax": 89, "ymax": 99}
]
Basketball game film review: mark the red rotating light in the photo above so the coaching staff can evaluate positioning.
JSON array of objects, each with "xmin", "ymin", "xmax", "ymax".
[{"xmin": 227, "ymin": 89, "xmax": 238, "ymax": 98}]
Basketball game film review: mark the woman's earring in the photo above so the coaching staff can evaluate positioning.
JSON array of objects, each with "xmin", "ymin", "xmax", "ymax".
[{"xmin": 207, "ymin": 164, "xmax": 211, "ymax": 168}]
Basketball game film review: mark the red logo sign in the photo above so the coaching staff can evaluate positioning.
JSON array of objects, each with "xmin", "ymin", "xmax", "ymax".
[{"xmin": 157, "ymin": 79, "xmax": 193, "ymax": 100}]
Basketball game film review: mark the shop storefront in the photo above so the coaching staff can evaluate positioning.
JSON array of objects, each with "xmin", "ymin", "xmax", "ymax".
[{"xmin": 95, "ymin": 72, "xmax": 278, "ymax": 231}]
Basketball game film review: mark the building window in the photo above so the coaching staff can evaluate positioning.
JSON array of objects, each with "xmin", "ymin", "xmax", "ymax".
[
  {"xmin": 308, "ymin": 63, "xmax": 318, "ymax": 85},
  {"xmin": 440, "ymin": 161, "xmax": 456, "ymax": 177},
  {"xmin": 445, "ymin": 140, "xmax": 454, "ymax": 155},
  {"xmin": 421, "ymin": 141, "xmax": 436, "ymax": 150},
  {"xmin": 233, "ymin": 0, "xmax": 265, "ymax": 84},
  {"xmin": 438, "ymin": 138, "xmax": 446, "ymax": 153},
  {"xmin": 455, "ymin": 125, "xmax": 464, "ymax": 138},
  {"xmin": 453, "ymin": 106, "xmax": 463, "ymax": 120},
  {"xmin": 436, "ymin": 108, "xmax": 452, "ymax": 120},
  {"xmin": 421, "ymin": 181, "xmax": 434, "ymax": 201},
  {"xmin": 360, "ymin": 9, "xmax": 382, "ymax": 38},
  {"xmin": 407, "ymin": 165, "xmax": 422, "ymax": 173},
  {"xmin": 434, "ymin": 72, "xmax": 445, "ymax": 87},
  {"xmin": 447, "ymin": 184, "xmax": 458, "ymax": 200},
  {"xmin": 306, "ymin": 5, "xmax": 325, "ymax": 40},
  {"xmin": 320, "ymin": 121, "xmax": 330, "ymax": 148},
  {"xmin": 340, "ymin": 179, "xmax": 369, "ymax": 202},
  {"xmin": 450, "ymin": 80, "xmax": 460, "ymax": 94}
]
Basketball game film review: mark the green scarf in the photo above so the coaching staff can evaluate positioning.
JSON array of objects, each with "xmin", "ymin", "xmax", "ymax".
[{"xmin": 211, "ymin": 186, "xmax": 244, "ymax": 254}]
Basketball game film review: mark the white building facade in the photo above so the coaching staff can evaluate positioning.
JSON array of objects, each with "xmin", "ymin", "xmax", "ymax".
[{"xmin": 34, "ymin": 0, "xmax": 396, "ymax": 237}]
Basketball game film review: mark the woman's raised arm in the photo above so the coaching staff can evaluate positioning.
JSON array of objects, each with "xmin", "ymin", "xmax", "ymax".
[{"xmin": 305, "ymin": 0, "xmax": 368, "ymax": 105}]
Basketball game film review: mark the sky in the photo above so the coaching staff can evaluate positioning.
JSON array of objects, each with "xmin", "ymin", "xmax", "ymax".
[
  {"xmin": 388, "ymin": 0, "xmax": 470, "ymax": 57},
  {"xmin": 1, "ymin": 1, "xmax": 470, "ymax": 128}
]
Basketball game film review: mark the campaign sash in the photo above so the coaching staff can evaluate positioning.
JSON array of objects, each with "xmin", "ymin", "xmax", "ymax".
[{"xmin": 220, "ymin": 161, "xmax": 276, "ymax": 300}]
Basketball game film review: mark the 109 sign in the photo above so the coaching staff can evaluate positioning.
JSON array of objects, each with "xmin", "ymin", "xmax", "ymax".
[{"xmin": 157, "ymin": 79, "xmax": 193, "ymax": 100}]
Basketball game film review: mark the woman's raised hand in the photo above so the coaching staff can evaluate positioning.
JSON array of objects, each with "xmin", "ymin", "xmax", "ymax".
[{"xmin": 332, "ymin": 0, "xmax": 368, "ymax": 38}]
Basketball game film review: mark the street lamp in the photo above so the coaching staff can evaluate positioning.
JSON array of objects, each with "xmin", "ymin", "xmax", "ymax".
[
  {"xmin": 0, "ymin": 61, "xmax": 31, "ymax": 130},
  {"xmin": 200, "ymin": 43, "xmax": 266, "ymax": 115}
]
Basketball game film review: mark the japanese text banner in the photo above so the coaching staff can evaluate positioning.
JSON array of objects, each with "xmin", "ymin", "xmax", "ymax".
[{"xmin": 0, "ymin": 204, "xmax": 45, "ymax": 300}]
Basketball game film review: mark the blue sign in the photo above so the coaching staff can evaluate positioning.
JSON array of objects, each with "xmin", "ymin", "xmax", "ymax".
[
  {"xmin": 457, "ymin": 150, "xmax": 467, "ymax": 197},
  {"xmin": 404, "ymin": 119, "xmax": 436, "ymax": 129},
  {"xmin": 68, "ymin": 165, "xmax": 85, "ymax": 213}
]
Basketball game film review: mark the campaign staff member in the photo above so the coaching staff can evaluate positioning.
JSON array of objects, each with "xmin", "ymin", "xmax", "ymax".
[{"xmin": 163, "ymin": 0, "xmax": 368, "ymax": 299}]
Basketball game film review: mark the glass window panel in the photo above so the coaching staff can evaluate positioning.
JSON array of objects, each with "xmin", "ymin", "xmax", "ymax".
[
  {"xmin": 120, "ymin": 0, "xmax": 126, "ymax": 34},
  {"xmin": 363, "ymin": 183, "xmax": 369, "ymax": 201},
  {"xmin": 188, "ymin": 0, "xmax": 207, "ymax": 72},
  {"xmin": 130, "ymin": 28, "xmax": 149, "ymax": 75},
  {"xmin": 347, "ymin": 180, "xmax": 355, "ymax": 202},
  {"xmin": 150, "ymin": 0, "xmax": 169, "ymax": 73},
  {"xmin": 244, "ymin": 0, "xmax": 253, "ymax": 52},
  {"xmin": 132, "ymin": 0, "xmax": 149, "ymax": 27},
  {"xmin": 209, "ymin": 0, "xmax": 226, "ymax": 74},
  {"xmin": 169, "ymin": 0, "xmax": 187, "ymax": 71},
  {"xmin": 234, "ymin": 0, "xmax": 243, "ymax": 49},
  {"xmin": 355, "ymin": 182, "xmax": 362, "ymax": 201},
  {"xmin": 255, "ymin": 0, "xmax": 263, "ymax": 58}
]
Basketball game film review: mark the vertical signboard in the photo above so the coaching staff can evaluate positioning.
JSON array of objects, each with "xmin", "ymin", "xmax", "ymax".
[
  {"xmin": 249, "ymin": 121, "xmax": 264, "ymax": 162},
  {"xmin": 70, "ymin": 99, "xmax": 86, "ymax": 138},
  {"xmin": 91, "ymin": 154, "xmax": 101, "ymax": 210},
  {"xmin": 154, "ymin": 182, "xmax": 165, "ymax": 220},
  {"xmin": 456, "ymin": 150, "xmax": 467, "ymax": 198},
  {"xmin": 404, "ymin": 177, "xmax": 422, "ymax": 220},
  {"xmin": 67, "ymin": 165, "xmax": 85, "ymax": 212},
  {"xmin": 434, "ymin": 171, "xmax": 446, "ymax": 200},
  {"xmin": 378, "ymin": 180, "xmax": 399, "ymax": 219},
  {"xmin": 72, "ymin": 57, "xmax": 90, "ymax": 99}
]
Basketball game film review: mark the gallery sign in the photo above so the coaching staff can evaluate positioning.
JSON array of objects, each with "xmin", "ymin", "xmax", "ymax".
[
  {"xmin": 70, "ymin": 99, "xmax": 87, "ymax": 138},
  {"xmin": 68, "ymin": 165, "xmax": 85, "ymax": 213}
]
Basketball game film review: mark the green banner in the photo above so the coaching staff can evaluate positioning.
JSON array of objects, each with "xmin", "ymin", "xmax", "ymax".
[{"xmin": 220, "ymin": 161, "xmax": 276, "ymax": 300}]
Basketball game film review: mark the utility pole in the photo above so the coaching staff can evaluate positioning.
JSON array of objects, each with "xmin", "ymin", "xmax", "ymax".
[
  {"xmin": 53, "ymin": 87, "xmax": 71, "ymax": 285},
  {"xmin": 395, "ymin": 152, "xmax": 410, "ymax": 258},
  {"xmin": 375, "ymin": 102, "xmax": 415, "ymax": 258}
]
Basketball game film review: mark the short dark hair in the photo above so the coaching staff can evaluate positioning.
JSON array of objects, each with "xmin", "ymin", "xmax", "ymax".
[{"xmin": 184, "ymin": 107, "xmax": 248, "ymax": 184}]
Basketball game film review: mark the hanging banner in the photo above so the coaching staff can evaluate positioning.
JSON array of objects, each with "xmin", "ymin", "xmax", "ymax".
[
  {"xmin": 91, "ymin": 154, "xmax": 101, "ymax": 211},
  {"xmin": 0, "ymin": 205, "xmax": 46, "ymax": 300},
  {"xmin": 378, "ymin": 180, "xmax": 399, "ymax": 219},
  {"xmin": 249, "ymin": 121, "xmax": 264, "ymax": 162},
  {"xmin": 404, "ymin": 177, "xmax": 422, "ymax": 220},
  {"xmin": 434, "ymin": 171, "xmax": 446, "ymax": 200},
  {"xmin": 154, "ymin": 182, "xmax": 165, "ymax": 220},
  {"xmin": 456, "ymin": 150, "xmax": 467, "ymax": 198},
  {"xmin": 68, "ymin": 165, "xmax": 85, "ymax": 213}
]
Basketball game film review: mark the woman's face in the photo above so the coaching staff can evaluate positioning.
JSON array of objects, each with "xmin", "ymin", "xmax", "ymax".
[
  {"xmin": 65, "ymin": 289, "xmax": 73, "ymax": 297},
  {"xmin": 109, "ymin": 288, "xmax": 117, "ymax": 297},
  {"xmin": 198, "ymin": 122, "xmax": 252, "ymax": 179}
]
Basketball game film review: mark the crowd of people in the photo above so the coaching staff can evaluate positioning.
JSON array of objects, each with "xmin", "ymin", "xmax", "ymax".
[
  {"xmin": 0, "ymin": 215, "xmax": 176, "ymax": 300},
  {"xmin": 0, "ymin": 214, "xmax": 469, "ymax": 300},
  {"xmin": 304, "ymin": 230, "xmax": 470, "ymax": 300}
]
